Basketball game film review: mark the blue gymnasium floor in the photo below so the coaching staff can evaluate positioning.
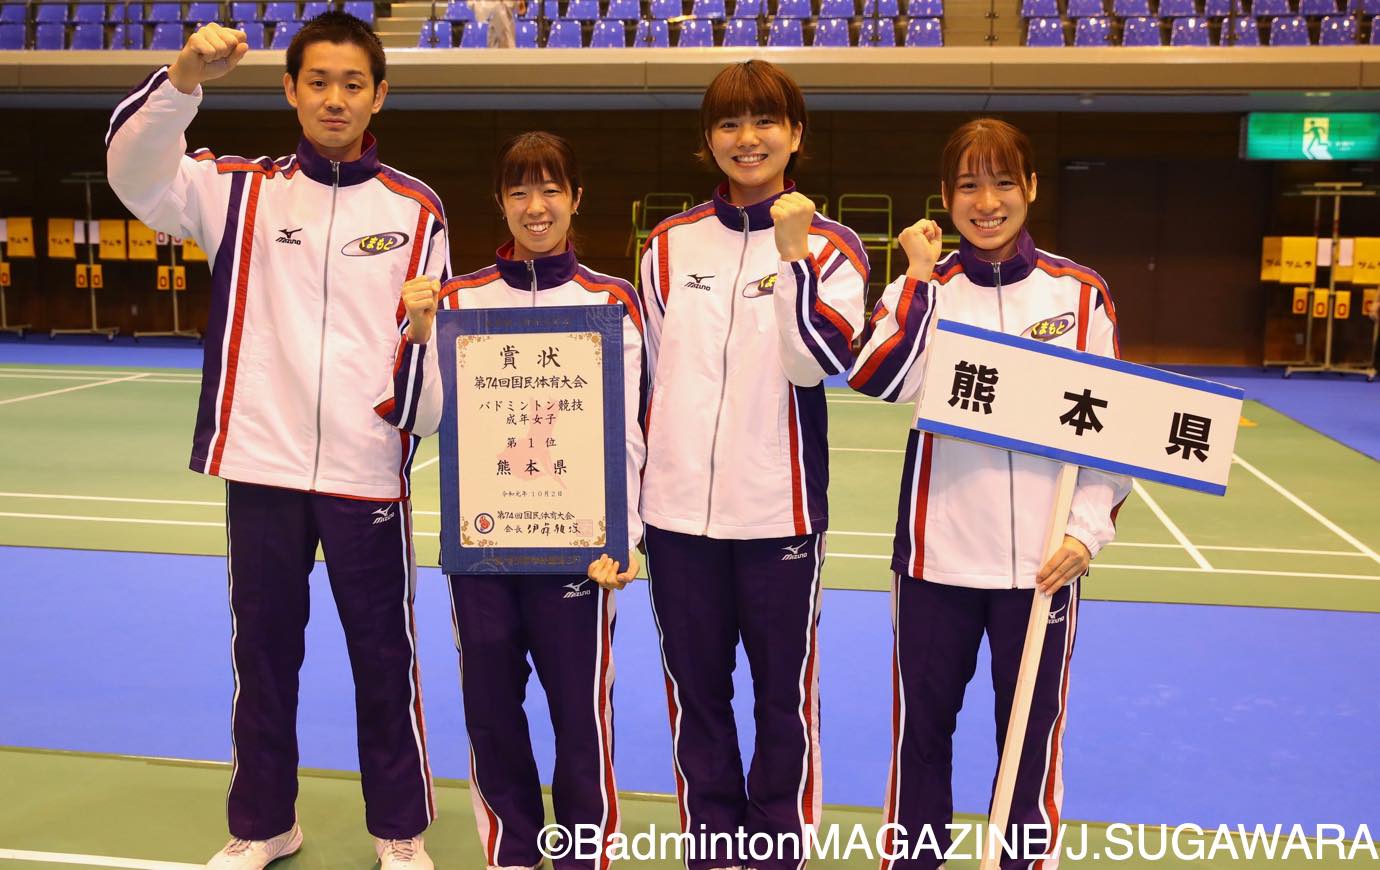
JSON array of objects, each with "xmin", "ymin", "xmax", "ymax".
[{"xmin": 2, "ymin": 546, "xmax": 1378, "ymax": 831}]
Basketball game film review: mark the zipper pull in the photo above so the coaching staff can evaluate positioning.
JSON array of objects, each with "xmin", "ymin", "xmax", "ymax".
[
  {"xmin": 331, "ymin": 160, "xmax": 340, "ymax": 187},
  {"xmin": 527, "ymin": 260, "xmax": 538, "ymax": 307}
]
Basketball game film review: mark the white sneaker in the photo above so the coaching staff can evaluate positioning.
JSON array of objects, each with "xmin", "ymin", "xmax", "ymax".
[
  {"xmin": 376, "ymin": 836, "xmax": 434, "ymax": 870},
  {"xmin": 206, "ymin": 824, "xmax": 302, "ymax": 868}
]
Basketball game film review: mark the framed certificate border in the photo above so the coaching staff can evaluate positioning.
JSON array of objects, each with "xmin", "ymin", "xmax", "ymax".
[{"xmin": 436, "ymin": 304, "xmax": 628, "ymax": 575}]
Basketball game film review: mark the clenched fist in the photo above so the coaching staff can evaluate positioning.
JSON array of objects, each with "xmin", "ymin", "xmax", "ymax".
[
  {"xmin": 401, "ymin": 276, "xmax": 441, "ymax": 344},
  {"xmin": 168, "ymin": 23, "xmax": 249, "ymax": 96},
  {"xmin": 898, "ymin": 218, "xmax": 944, "ymax": 282},
  {"xmin": 770, "ymin": 191, "xmax": 815, "ymax": 262}
]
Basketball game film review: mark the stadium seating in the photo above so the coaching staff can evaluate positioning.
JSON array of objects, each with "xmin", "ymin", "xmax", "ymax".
[
  {"xmin": 860, "ymin": 0, "xmax": 898, "ymax": 16},
  {"xmin": 776, "ymin": 0, "xmax": 811, "ymax": 16},
  {"xmin": 590, "ymin": 16, "xmax": 625, "ymax": 44},
  {"xmin": 1318, "ymin": 11, "xmax": 1356, "ymax": 38},
  {"xmin": 564, "ymin": 0, "xmax": 598, "ymax": 20},
  {"xmin": 1021, "ymin": 0, "xmax": 1060, "ymax": 18},
  {"xmin": 237, "ymin": 18, "xmax": 264, "ymax": 44},
  {"xmin": 1267, "ymin": 13, "xmax": 1309, "ymax": 40},
  {"xmin": 1112, "ymin": 0, "xmax": 1152, "ymax": 15},
  {"xmin": 721, "ymin": 15, "xmax": 757, "ymax": 42},
  {"xmin": 1026, "ymin": 15, "xmax": 1065, "ymax": 42},
  {"xmin": 633, "ymin": 16, "xmax": 668, "ymax": 43},
  {"xmin": 818, "ymin": 0, "xmax": 853, "ymax": 19},
  {"xmin": 1122, "ymin": 15, "xmax": 1162, "ymax": 41},
  {"xmin": 419, "ymin": 17, "xmax": 451, "ymax": 44},
  {"xmin": 1253, "ymin": 0, "xmax": 1292, "ymax": 15},
  {"xmin": 1074, "ymin": 13, "xmax": 1111, "ymax": 41},
  {"xmin": 270, "ymin": 18, "xmax": 298, "ymax": 43},
  {"xmin": 767, "ymin": 15, "xmax": 802, "ymax": 42},
  {"xmin": 813, "ymin": 15, "xmax": 849, "ymax": 42},
  {"xmin": 907, "ymin": 0, "xmax": 942, "ymax": 15},
  {"xmin": 905, "ymin": 14, "xmax": 941, "ymax": 42},
  {"xmin": 444, "ymin": 1, "xmax": 474, "ymax": 21},
  {"xmin": 648, "ymin": 0, "xmax": 680, "ymax": 17},
  {"xmin": 1158, "ymin": 0, "xmax": 1198, "ymax": 16},
  {"xmin": 691, "ymin": 0, "xmax": 726, "ymax": 17},
  {"xmin": 0, "ymin": 22, "xmax": 23, "ymax": 46},
  {"xmin": 1225, "ymin": 13, "xmax": 1261, "ymax": 40},
  {"xmin": 1169, "ymin": 14, "xmax": 1211, "ymax": 41},
  {"xmin": 547, "ymin": 17, "xmax": 582, "ymax": 44},
  {"xmin": 1068, "ymin": 0, "xmax": 1106, "ymax": 17},
  {"xmin": 605, "ymin": 0, "xmax": 639, "ymax": 19},
  {"xmin": 858, "ymin": 15, "xmax": 893, "ymax": 42},
  {"xmin": 515, "ymin": 17, "xmax": 536, "ymax": 43},
  {"xmin": 677, "ymin": 15, "xmax": 713, "ymax": 42}
]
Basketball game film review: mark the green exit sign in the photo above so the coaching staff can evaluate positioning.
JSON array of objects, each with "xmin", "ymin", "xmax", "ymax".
[{"xmin": 1243, "ymin": 113, "xmax": 1380, "ymax": 161}]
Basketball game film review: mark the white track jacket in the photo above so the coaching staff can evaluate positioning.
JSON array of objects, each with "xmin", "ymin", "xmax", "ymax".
[
  {"xmin": 106, "ymin": 68, "xmax": 449, "ymax": 500},
  {"xmin": 849, "ymin": 230, "xmax": 1131, "ymax": 589},
  {"xmin": 637, "ymin": 184, "xmax": 868, "ymax": 539}
]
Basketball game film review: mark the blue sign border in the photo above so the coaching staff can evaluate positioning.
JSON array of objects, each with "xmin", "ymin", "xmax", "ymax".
[
  {"xmin": 917, "ymin": 320, "xmax": 1243, "ymax": 496},
  {"xmin": 436, "ymin": 305, "xmax": 628, "ymax": 575}
]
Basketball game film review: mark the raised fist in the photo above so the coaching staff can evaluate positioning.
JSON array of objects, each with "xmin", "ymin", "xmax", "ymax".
[
  {"xmin": 769, "ymin": 191, "xmax": 815, "ymax": 262},
  {"xmin": 401, "ymin": 276, "xmax": 441, "ymax": 344},
  {"xmin": 897, "ymin": 218, "xmax": 944, "ymax": 281},
  {"xmin": 168, "ymin": 23, "xmax": 249, "ymax": 95}
]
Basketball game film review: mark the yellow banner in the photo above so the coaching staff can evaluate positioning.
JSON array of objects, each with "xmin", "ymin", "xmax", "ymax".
[
  {"xmin": 1311, "ymin": 289, "xmax": 1329, "ymax": 319},
  {"xmin": 90, "ymin": 263, "xmax": 104, "ymax": 290},
  {"xmin": 1280, "ymin": 237, "xmax": 1317, "ymax": 284},
  {"xmin": 0, "ymin": 261, "xmax": 10, "ymax": 287},
  {"xmin": 99, "ymin": 220, "xmax": 128, "ymax": 261},
  {"xmin": 1291, "ymin": 287, "xmax": 1310, "ymax": 315},
  {"xmin": 75, "ymin": 263, "xmax": 88, "ymax": 289},
  {"xmin": 1354, "ymin": 238, "xmax": 1380, "ymax": 285},
  {"xmin": 48, "ymin": 218, "xmax": 76, "ymax": 260},
  {"xmin": 1363, "ymin": 288, "xmax": 1378, "ymax": 318},
  {"xmin": 173, "ymin": 265, "xmax": 187, "ymax": 291},
  {"xmin": 1260, "ymin": 237, "xmax": 1281, "ymax": 282},
  {"xmin": 156, "ymin": 266, "xmax": 171, "ymax": 291},
  {"xmin": 1333, "ymin": 290, "xmax": 1351, "ymax": 319},
  {"xmin": 5, "ymin": 217, "xmax": 35, "ymax": 258},
  {"xmin": 181, "ymin": 237, "xmax": 207, "ymax": 262},
  {"xmin": 127, "ymin": 221, "xmax": 158, "ymax": 261}
]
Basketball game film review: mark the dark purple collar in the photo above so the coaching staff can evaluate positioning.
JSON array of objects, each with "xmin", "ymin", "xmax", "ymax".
[
  {"xmin": 495, "ymin": 240, "xmax": 578, "ymax": 291},
  {"xmin": 957, "ymin": 228, "xmax": 1037, "ymax": 287},
  {"xmin": 294, "ymin": 131, "xmax": 381, "ymax": 187},
  {"xmin": 712, "ymin": 181, "xmax": 797, "ymax": 231}
]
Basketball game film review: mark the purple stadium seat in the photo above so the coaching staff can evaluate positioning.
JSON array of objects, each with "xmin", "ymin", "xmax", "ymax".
[
  {"xmin": 459, "ymin": 18, "xmax": 485, "ymax": 42},
  {"xmin": 633, "ymin": 16, "xmax": 668, "ymax": 42},
  {"xmin": 721, "ymin": 14, "xmax": 755, "ymax": 41},
  {"xmin": 1203, "ymin": 0, "xmax": 1235, "ymax": 14},
  {"xmin": 1021, "ymin": 0, "xmax": 1059, "ymax": 16},
  {"xmin": 0, "ymin": 4, "xmax": 25, "ymax": 23},
  {"xmin": 1299, "ymin": 0, "xmax": 1337, "ymax": 12},
  {"xmin": 775, "ymin": 0, "xmax": 810, "ymax": 14},
  {"xmin": 818, "ymin": 0, "xmax": 852, "ymax": 17},
  {"xmin": 443, "ymin": 0, "xmax": 471, "ymax": 17},
  {"xmin": 418, "ymin": 17, "xmax": 450, "ymax": 43},
  {"xmin": 648, "ymin": 0, "xmax": 678, "ymax": 15},
  {"xmin": 1158, "ymin": 0, "xmax": 1196, "ymax": 14},
  {"xmin": 35, "ymin": 3, "xmax": 68, "ymax": 21},
  {"xmin": 0, "ymin": 21, "xmax": 24, "ymax": 44},
  {"xmin": 301, "ymin": 0, "xmax": 328, "ymax": 16},
  {"xmin": 1074, "ymin": 13, "xmax": 1111, "ymax": 40},
  {"xmin": 227, "ymin": 1, "xmax": 255, "ymax": 18},
  {"xmin": 109, "ymin": 21, "xmax": 139, "ymax": 42},
  {"xmin": 676, "ymin": 14, "xmax": 711, "ymax": 40},
  {"xmin": 1222, "ymin": 13, "xmax": 1260, "ymax": 38},
  {"xmin": 907, "ymin": 0, "xmax": 942, "ymax": 14},
  {"xmin": 690, "ymin": 0, "xmax": 724, "ymax": 16},
  {"xmin": 1253, "ymin": 0, "xmax": 1290, "ymax": 14},
  {"xmin": 1169, "ymin": 13, "xmax": 1211, "ymax": 39},
  {"xmin": 1122, "ymin": 14, "xmax": 1161, "ymax": 39},
  {"xmin": 905, "ymin": 14, "xmax": 942, "ymax": 42},
  {"xmin": 262, "ymin": 1, "xmax": 296, "ymax": 19},
  {"xmin": 1026, "ymin": 14, "xmax": 1064, "ymax": 41},
  {"xmin": 235, "ymin": 18, "xmax": 262, "ymax": 43},
  {"xmin": 1361, "ymin": 0, "xmax": 1380, "ymax": 12},
  {"xmin": 731, "ymin": 0, "xmax": 763, "ymax": 14},
  {"xmin": 813, "ymin": 15, "xmax": 849, "ymax": 42},
  {"xmin": 1068, "ymin": 0, "xmax": 1104, "ymax": 16},
  {"xmin": 70, "ymin": 19, "xmax": 104, "ymax": 42},
  {"xmin": 1372, "ymin": 12, "xmax": 1380, "ymax": 38},
  {"xmin": 767, "ymin": 15, "xmax": 801, "ymax": 42},
  {"xmin": 268, "ymin": 16, "xmax": 297, "ymax": 43},
  {"xmin": 1267, "ymin": 11, "xmax": 1307, "ymax": 37},
  {"xmin": 590, "ymin": 16, "xmax": 625, "ymax": 42},
  {"xmin": 521, "ymin": 0, "xmax": 558, "ymax": 16},
  {"xmin": 1112, "ymin": 0, "xmax": 1151, "ymax": 13},
  {"xmin": 858, "ymin": 15, "xmax": 893, "ymax": 41},
  {"xmin": 564, "ymin": 0, "xmax": 598, "ymax": 18},
  {"xmin": 148, "ymin": 20, "xmax": 182, "ymax": 44},
  {"xmin": 546, "ymin": 16, "xmax": 581, "ymax": 42},
  {"xmin": 186, "ymin": 1, "xmax": 219, "ymax": 20},
  {"xmin": 73, "ymin": 3, "xmax": 105, "ymax": 21},
  {"xmin": 513, "ymin": 16, "xmax": 535, "ymax": 41},
  {"xmin": 605, "ymin": 0, "xmax": 638, "ymax": 18},
  {"xmin": 1318, "ymin": 11, "xmax": 1357, "ymax": 37},
  {"xmin": 861, "ymin": 0, "xmax": 897, "ymax": 16},
  {"xmin": 341, "ymin": 0, "xmax": 371, "ymax": 21}
]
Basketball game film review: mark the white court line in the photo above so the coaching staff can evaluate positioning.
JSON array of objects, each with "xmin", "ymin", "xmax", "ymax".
[
  {"xmin": 0, "ymin": 366, "xmax": 195, "ymax": 377},
  {"xmin": 826, "ymin": 399, "xmax": 911, "ymax": 407},
  {"xmin": 831, "ymin": 447, "xmax": 905, "ymax": 454},
  {"xmin": 1132, "ymin": 481, "xmax": 1213, "ymax": 571},
  {"xmin": 1096, "ymin": 563, "xmax": 1380, "ymax": 582},
  {"xmin": 1232, "ymin": 453, "xmax": 1380, "ymax": 566},
  {"xmin": 1109, "ymin": 541, "xmax": 1367, "ymax": 558},
  {"xmin": 827, "ymin": 530, "xmax": 894, "ymax": 538},
  {"xmin": 412, "ymin": 455, "xmax": 440, "ymax": 472},
  {"xmin": 0, "ymin": 371, "xmax": 199, "ymax": 385},
  {"xmin": 0, "ymin": 512, "xmax": 221, "ymax": 528},
  {"xmin": 0, "ymin": 848, "xmax": 203, "ymax": 868},
  {"xmin": 0, "ymin": 373, "xmax": 149, "ymax": 406},
  {"xmin": 0, "ymin": 492, "xmax": 223, "ymax": 507}
]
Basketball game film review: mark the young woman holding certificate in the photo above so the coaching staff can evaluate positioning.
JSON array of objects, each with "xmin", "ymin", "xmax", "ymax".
[
  {"xmin": 386, "ymin": 131, "xmax": 644, "ymax": 870},
  {"xmin": 636, "ymin": 60, "xmax": 868, "ymax": 870},
  {"xmin": 849, "ymin": 118, "xmax": 1131, "ymax": 870}
]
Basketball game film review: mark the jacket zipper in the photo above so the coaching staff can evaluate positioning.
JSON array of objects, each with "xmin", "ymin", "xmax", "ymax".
[
  {"xmin": 309, "ymin": 160, "xmax": 340, "ymax": 491},
  {"xmin": 994, "ymin": 260, "xmax": 1019, "ymax": 588},
  {"xmin": 703, "ymin": 206, "xmax": 751, "ymax": 535},
  {"xmin": 527, "ymin": 260, "xmax": 538, "ymax": 306}
]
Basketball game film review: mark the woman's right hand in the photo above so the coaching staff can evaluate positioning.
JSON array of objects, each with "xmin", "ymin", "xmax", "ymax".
[
  {"xmin": 401, "ymin": 276, "xmax": 441, "ymax": 344},
  {"xmin": 897, "ymin": 218, "xmax": 944, "ymax": 282}
]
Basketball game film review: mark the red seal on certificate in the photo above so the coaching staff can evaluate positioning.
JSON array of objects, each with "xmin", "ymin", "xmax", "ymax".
[{"xmin": 475, "ymin": 513, "xmax": 495, "ymax": 534}]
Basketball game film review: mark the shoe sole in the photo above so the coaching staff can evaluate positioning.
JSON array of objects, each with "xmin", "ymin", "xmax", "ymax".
[{"xmin": 267, "ymin": 826, "xmax": 303, "ymax": 866}]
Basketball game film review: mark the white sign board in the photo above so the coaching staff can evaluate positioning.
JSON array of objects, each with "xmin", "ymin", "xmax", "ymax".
[{"xmin": 914, "ymin": 320, "xmax": 1245, "ymax": 495}]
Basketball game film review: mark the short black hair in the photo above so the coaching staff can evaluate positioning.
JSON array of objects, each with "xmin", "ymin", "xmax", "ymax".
[{"xmin": 285, "ymin": 10, "xmax": 386, "ymax": 87}]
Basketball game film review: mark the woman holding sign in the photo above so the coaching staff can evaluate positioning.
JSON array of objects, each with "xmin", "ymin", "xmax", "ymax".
[
  {"xmin": 849, "ymin": 119, "xmax": 1130, "ymax": 869},
  {"xmin": 636, "ymin": 60, "xmax": 868, "ymax": 870},
  {"xmin": 386, "ymin": 131, "xmax": 644, "ymax": 870}
]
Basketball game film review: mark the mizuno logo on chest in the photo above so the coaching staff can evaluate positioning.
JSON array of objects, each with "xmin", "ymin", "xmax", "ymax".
[
  {"xmin": 684, "ymin": 273, "xmax": 714, "ymax": 291},
  {"xmin": 276, "ymin": 227, "xmax": 303, "ymax": 245}
]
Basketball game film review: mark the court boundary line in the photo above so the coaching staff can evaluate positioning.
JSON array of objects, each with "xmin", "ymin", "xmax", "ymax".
[
  {"xmin": 1131, "ymin": 481, "xmax": 1213, "ymax": 571},
  {"xmin": 0, "ymin": 849, "xmax": 202, "ymax": 869},
  {"xmin": 0, "ymin": 373, "xmax": 150, "ymax": 406},
  {"xmin": 1232, "ymin": 453, "xmax": 1380, "ymax": 566}
]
